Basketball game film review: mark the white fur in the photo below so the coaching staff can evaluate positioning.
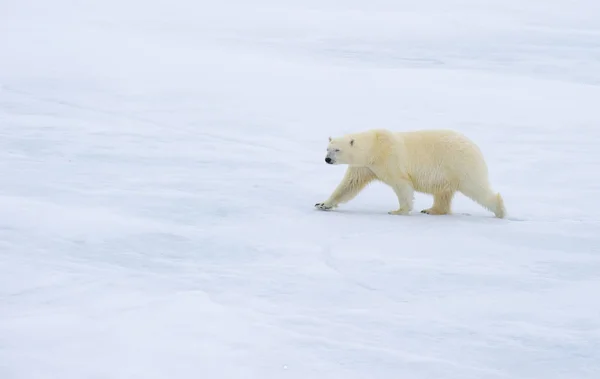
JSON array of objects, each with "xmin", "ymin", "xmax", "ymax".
[{"xmin": 316, "ymin": 128, "xmax": 506, "ymax": 218}]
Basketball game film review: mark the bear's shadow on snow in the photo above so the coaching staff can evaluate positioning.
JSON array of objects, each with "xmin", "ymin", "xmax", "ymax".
[{"xmin": 317, "ymin": 208, "xmax": 521, "ymax": 222}]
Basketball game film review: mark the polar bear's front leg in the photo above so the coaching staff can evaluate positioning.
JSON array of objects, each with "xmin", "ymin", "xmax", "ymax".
[
  {"xmin": 315, "ymin": 167, "xmax": 376, "ymax": 210},
  {"xmin": 388, "ymin": 179, "xmax": 414, "ymax": 215}
]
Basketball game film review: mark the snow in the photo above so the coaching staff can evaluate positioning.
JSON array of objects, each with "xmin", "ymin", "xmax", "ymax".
[{"xmin": 1, "ymin": 0, "xmax": 600, "ymax": 378}]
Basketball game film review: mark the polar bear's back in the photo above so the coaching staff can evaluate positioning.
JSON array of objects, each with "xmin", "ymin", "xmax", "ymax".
[{"xmin": 396, "ymin": 129, "xmax": 490, "ymax": 194}]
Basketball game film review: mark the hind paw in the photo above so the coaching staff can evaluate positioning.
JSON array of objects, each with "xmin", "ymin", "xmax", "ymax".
[{"xmin": 421, "ymin": 208, "xmax": 449, "ymax": 215}]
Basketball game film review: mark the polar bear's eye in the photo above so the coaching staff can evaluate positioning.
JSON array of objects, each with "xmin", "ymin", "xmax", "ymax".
[{"xmin": 335, "ymin": 149, "xmax": 340, "ymax": 152}]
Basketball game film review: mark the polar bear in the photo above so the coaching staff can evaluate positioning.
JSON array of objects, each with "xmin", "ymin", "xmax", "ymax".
[{"xmin": 315, "ymin": 128, "xmax": 506, "ymax": 218}]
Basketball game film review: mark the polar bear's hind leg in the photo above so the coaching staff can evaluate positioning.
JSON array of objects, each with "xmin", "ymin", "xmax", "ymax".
[
  {"xmin": 459, "ymin": 181, "xmax": 506, "ymax": 218},
  {"xmin": 421, "ymin": 191, "xmax": 455, "ymax": 215}
]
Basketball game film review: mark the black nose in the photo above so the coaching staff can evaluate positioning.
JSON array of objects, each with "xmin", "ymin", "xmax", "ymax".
[{"xmin": 325, "ymin": 157, "xmax": 332, "ymax": 164}]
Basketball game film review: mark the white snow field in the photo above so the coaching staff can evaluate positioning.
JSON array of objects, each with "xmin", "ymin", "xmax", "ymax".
[{"xmin": 1, "ymin": 0, "xmax": 600, "ymax": 378}]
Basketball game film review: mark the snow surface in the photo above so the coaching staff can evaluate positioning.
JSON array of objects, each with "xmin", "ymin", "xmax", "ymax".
[{"xmin": 1, "ymin": 0, "xmax": 600, "ymax": 378}]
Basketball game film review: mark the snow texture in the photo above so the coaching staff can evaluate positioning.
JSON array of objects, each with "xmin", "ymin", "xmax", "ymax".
[{"xmin": 1, "ymin": 1, "xmax": 600, "ymax": 378}]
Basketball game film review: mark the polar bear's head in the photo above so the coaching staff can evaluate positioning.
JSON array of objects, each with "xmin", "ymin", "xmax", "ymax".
[
  {"xmin": 324, "ymin": 129, "xmax": 396, "ymax": 167},
  {"xmin": 324, "ymin": 135, "xmax": 359, "ymax": 165},
  {"xmin": 324, "ymin": 130, "xmax": 391, "ymax": 166}
]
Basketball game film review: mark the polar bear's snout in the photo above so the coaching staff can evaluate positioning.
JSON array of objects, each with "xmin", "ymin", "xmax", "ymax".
[
  {"xmin": 325, "ymin": 148, "xmax": 340, "ymax": 164},
  {"xmin": 325, "ymin": 150, "xmax": 337, "ymax": 164}
]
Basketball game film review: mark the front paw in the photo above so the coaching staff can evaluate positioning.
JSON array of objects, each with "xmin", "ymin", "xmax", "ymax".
[
  {"xmin": 315, "ymin": 202, "xmax": 335, "ymax": 211},
  {"xmin": 388, "ymin": 208, "xmax": 410, "ymax": 215}
]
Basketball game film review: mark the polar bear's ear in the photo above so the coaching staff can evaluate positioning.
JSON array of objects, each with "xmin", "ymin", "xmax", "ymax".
[
  {"xmin": 328, "ymin": 136, "xmax": 332, "ymax": 142},
  {"xmin": 350, "ymin": 139, "xmax": 354, "ymax": 146}
]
